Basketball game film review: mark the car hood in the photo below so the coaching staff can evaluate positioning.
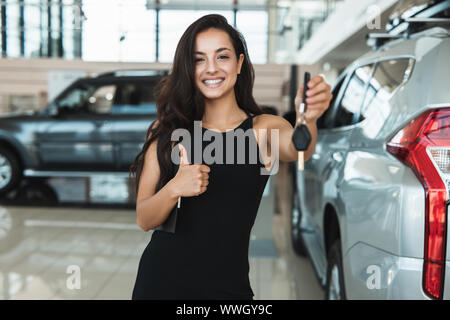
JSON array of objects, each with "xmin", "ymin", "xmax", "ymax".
[{"xmin": 0, "ymin": 110, "xmax": 39, "ymax": 120}]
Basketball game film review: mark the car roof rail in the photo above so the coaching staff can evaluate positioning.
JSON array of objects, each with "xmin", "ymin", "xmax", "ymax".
[
  {"xmin": 366, "ymin": 17, "xmax": 450, "ymax": 50},
  {"xmin": 365, "ymin": 33, "xmax": 405, "ymax": 50},
  {"xmin": 386, "ymin": 0, "xmax": 450, "ymax": 35},
  {"xmin": 403, "ymin": 17, "xmax": 450, "ymax": 34},
  {"xmin": 96, "ymin": 69, "xmax": 169, "ymax": 78}
]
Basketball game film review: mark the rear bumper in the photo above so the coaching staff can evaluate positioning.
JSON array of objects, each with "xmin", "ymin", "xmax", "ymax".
[{"xmin": 343, "ymin": 241, "xmax": 431, "ymax": 299}]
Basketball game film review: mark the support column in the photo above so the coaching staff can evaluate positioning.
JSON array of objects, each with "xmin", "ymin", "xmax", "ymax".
[{"xmin": 1, "ymin": 1, "xmax": 6, "ymax": 57}]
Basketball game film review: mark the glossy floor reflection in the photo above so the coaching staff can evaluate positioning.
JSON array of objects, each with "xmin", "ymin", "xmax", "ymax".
[{"xmin": 0, "ymin": 164, "xmax": 323, "ymax": 300}]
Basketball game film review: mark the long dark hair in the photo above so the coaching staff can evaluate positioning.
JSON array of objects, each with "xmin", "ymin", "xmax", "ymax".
[{"xmin": 129, "ymin": 13, "xmax": 264, "ymax": 196}]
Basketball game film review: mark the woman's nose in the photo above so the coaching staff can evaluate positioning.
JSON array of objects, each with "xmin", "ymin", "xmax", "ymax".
[{"xmin": 206, "ymin": 59, "xmax": 218, "ymax": 72}]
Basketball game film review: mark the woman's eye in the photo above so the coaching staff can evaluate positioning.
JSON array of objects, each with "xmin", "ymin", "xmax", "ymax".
[{"xmin": 194, "ymin": 56, "xmax": 229, "ymax": 62}]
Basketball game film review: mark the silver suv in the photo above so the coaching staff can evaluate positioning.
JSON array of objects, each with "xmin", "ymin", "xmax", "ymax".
[{"xmin": 290, "ymin": 1, "xmax": 450, "ymax": 300}]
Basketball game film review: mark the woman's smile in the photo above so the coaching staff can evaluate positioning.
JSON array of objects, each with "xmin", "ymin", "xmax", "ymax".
[{"xmin": 202, "ymin": 78, "xmax": 225, "ymax": 88}]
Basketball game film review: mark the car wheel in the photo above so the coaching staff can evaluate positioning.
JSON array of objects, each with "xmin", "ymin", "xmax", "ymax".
[
  {"xmin": 0, "ymin": 147, "xmax": 22, "ymax": 197},
  {"xmin": 291, "ymin": 184, "xmax": 307, "ymax": 257},
  {"xmin": 325, "ymin": 239, "xmax": 346, "ymax": 300}
]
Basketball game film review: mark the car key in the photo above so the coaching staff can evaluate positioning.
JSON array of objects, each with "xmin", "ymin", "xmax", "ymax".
[{"xmin": 292, "ymin": 71, "xmax": 312, "ymax": 171}]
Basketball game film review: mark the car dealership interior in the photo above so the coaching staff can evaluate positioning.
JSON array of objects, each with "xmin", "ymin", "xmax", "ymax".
[{"xmin": 0, "ymin": 0, "xmax": 449, "ymax": 300}]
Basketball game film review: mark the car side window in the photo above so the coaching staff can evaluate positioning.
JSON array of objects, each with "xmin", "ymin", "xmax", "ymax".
[
  {"xmin": 86, "ymin": 85, "xmax": 117, "ymax": 114},
  {"xmin": 359, "ymin": 58, "xmax": 414, "ymax": 124},
  {"xmin": 111, "ymin": 83, "xmax": 157, "ymax": 114},
  {"xmin": 317, "ymin": 74, "xmax": 345, "ymax": 129},
  {"xmin": 332, "ymin": 64, "xmax": 374, "ymax": 128},
  {"xmin": 55, "ymin": 84, "xmax": 93, "ymax": 113}
]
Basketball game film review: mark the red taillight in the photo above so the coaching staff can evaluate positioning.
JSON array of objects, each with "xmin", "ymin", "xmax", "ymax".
[{"xmin": 387, "ymin": 107, "xmax": 450, "ymax": 300}]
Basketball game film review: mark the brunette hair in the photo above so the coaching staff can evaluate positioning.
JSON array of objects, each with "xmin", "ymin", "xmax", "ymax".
[{"xmin": 129, "ymin": 13, "xmax": 264, "ymax": 196}]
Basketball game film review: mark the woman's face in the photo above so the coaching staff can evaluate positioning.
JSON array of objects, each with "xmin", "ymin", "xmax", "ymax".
[{"xmin": 194, "ymin": 28, "xmax": 244, "ymax": 101}]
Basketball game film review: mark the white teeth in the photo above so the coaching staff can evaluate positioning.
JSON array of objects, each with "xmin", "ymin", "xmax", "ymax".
[{"xmin": 203, "ymin": 79, "xmax": 224, "ymax": 84}]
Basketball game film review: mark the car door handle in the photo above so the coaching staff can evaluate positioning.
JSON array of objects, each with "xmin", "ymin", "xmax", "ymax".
[{"xmin": 332, "ymin": 151, "xmax": 344, "ymax": 163}]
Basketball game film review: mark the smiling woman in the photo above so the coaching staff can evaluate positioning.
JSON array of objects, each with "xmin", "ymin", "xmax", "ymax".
[{"xmin": 129, "ymin": 14, "xmax": 267, "ymax": 300}]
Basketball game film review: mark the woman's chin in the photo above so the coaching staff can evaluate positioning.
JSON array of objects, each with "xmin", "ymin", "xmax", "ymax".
[
  {"xmin": 203, "ymin": 93, "xmax": 222, "ymax": 100},
  {"xmin": 201, "ymin": 90, "xmax": 225, "ymax": 100},
  {"xmin": 200, "ymin": 86, "xmax": 233, "ymax": 100}
]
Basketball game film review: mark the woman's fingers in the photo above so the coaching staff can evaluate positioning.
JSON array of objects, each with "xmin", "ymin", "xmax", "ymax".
[
  {"xmin": 198, "ymin": 186, "xmax": 207, "ymax": 195},
  {"xmin": 306, "ymin": 92, "xmax": 330, "ymax": 104},
  {"xmin": 307, "ymin": 74, "xmax": 325, "ymax": 89},
  {"xmin": 306, "ymin": 80, "xmax": 330, "ymax": 97},
  {"xmin": 297, "ymin": 75, "xmax": 329, "ymax": 103}
]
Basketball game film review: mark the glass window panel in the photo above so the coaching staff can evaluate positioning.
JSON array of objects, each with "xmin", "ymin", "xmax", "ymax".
[
  {"xmin": 40, "ymin": 0, "xmax": 49, "ymax": 56},
  {"xmin": 50, "ymin": 0, "xmax": 60, "ymax": 56},
  {"xmin": 111, "ymin": 82, "xmax": 157, "ymax": 114},
  {"xmin": 6, "ymin": 0, "xmax": 21, "ymax": 57},
  {"xmin": 87, "ymin": 85, "xmax": 116, "ymax": 114},
  {"xmin": 62, "ymin": 1, "xmax": 75, "ymax": 59},
  {"xmin": 318, "ymin": 74, "xmax": 345, "ymax": 129},
  {"xmin": 116, "ymin": 0, "xmax": 155, "ymax": 62},
  {"xmin": 82, "ymin": 0, "xmax": 120, "ymax": 61},
  {"xmin": 370, "ymin": 58, "xmax": 413, "ymax": 95},
  {"xmin": 159, "ymin": 10, "xmax": 233, "ymax": 63},
  {"xmin": 24, "ymin": 0, "xmax": 41, "ymax": 57},
  {"xmin": 82, "ymin": 0, "xmax": 155, "ymax": 62},
  {"xmin": 55, "ymin": 82, "xmax": 97, "ymax": 112},
  {"xmin": 334, "ymin": 64, "xmax": 374, "ymax": 128},
  {"xmin": 360, "ymin": 58, "xmax": 414, "ymax": 138},
  {"xmin": 236, "ymin": 10, "xmax": 268, "ymax": 64}
]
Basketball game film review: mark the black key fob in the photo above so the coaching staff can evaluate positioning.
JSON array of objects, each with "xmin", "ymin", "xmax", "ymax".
[
  {"xmin": 292, "ymin": 124, "xmax": 311, "ymax": 151},
  {"xmin": 292, "ymin": 71, "xmax": 312, "ymax": 151}
]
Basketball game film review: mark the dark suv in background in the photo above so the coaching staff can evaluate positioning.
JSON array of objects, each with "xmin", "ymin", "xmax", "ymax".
[{"xmin": 0, "ymin": 69, "xmax": 167, "ymax": 196}]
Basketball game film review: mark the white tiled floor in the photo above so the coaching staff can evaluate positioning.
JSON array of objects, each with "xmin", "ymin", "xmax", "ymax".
[{"xmin": 0, "ymin": 163, "xmax": 323, "ymax": 300}]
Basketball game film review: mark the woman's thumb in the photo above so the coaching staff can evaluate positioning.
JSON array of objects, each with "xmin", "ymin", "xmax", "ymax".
[{"xmin": 178, "ymin": 143, "xmax": 189, "ymax": 166}]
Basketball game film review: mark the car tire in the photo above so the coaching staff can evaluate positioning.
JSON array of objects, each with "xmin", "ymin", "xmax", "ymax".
[
  {"xmin": 325, "ymin": 239, "xmax": 347, "ymax": 300},
  {"xmin": 290, "ymin": 182, "xmax": 307, "ymax": 257},
  {"xmin": 0, "ymin": 147, "xmax": 22, "ymax": 197}
]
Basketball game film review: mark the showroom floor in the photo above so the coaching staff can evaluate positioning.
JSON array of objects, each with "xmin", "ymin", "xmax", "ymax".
[{"xmin": 0, "ymin": 162, "xmax": 323, "ymax": 300}]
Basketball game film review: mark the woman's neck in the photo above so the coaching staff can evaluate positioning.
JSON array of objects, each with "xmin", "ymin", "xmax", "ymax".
[{"xmin": 202, "ymin": 93, "xmax": 247, "ymax": 127}]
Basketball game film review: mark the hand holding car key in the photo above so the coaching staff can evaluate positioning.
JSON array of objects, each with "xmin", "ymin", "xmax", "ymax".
[{"xmin": 292, "ymin": 72, "xmax": 312, "ymax": 171}]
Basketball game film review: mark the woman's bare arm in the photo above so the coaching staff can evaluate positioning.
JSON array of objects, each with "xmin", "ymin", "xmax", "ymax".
[
  {"xmin": 136, "ymin": 130, "xmax": 180, "ymax": 232},
  {"xmin": 136, "ymin": 121, "xmax": 211, "ymax": 231}
]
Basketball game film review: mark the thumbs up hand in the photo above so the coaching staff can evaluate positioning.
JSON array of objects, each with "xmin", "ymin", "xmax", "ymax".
[{"xmin": 173, "ymin": 143, "xmax": 210, "ymax": 197}]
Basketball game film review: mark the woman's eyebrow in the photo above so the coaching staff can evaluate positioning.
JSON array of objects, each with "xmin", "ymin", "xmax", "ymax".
[{"xmin": 194, "ymin": 47, "xmax": 231, "ymax": 55}]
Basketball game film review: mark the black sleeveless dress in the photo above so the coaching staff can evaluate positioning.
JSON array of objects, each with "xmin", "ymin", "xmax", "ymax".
[{"xmin": 132, "ymin": 113, "xmax": 271, "ymax": 300}]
